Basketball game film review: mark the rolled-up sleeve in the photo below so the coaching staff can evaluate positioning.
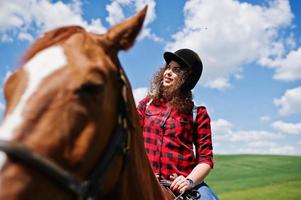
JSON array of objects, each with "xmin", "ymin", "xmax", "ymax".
[{"xmin": 194, "ymin": 106, "xmax": 214, "ymax": 168}]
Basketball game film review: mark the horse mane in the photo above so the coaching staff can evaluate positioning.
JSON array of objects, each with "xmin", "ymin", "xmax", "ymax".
[{"xmin": 22, "ymin": 26, "xmax": 85, "ymax": 62}]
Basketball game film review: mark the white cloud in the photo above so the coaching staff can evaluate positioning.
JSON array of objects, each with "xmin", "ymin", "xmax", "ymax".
[
  {"xmin": 210, "ymin": 118, "xmax": 299, "ymax": 155},
  {"xmin": 85, "ymin": 18, "xmax": 106, "ymax": 34},
  {"xmin": 206, "ymin": 77, "xmax": 230, "ymax": 90},
  {"xmin": 133, "ymin": 87, "xmax": 148, "ymax": 105},
  {"xmin": 3, "ymin": 71, "xmax": 13, "ymax": 83},
  {"xmin": 211, "ymin": 118, "xmax": 233, "ymax": 134},
  {"xmin": 18, "ymin": 32, "xmax": 34, "ymax": 42},
  {"xmin": 1, "ymin": 34, "xmax": 13, "ymax": 42},
  {"xmin": 215, "ymin": 138, "xmax": 300, "ymax": 155},
  {"xmin": 165, "ymin": 0, "xmax": 295, "ymax": 90},
  {"xmin": 106, "ymin": 1, "xmax": 126, "ymax": 25},
  {"xmin": 106, "ymin": 0, "xmax": 156, "ymax": 26},
  {"xmin": 268, "ymin": 145, "xmax": 297, "ymax": 155},
  {"xmin": 0, "ymin": 102, "xmax": 4, "ymax": 111},
  {"xmin": 0, "ymin": 0, "xmax": 30, "ymax": 31},
  {"xmin": 274, "ymin": 86, "xmax": 301, "ymax": 116},
  {"xmin": 247, "ymin": 140, "xmax": 276, "ymax": 149},
  {"xmin": 272, "ymin": 121, "xmax": 301, "ymax": 135},
  {"xmin": 236, "ymin": 144, "xmax": 298, "ymax": 155},
  {"xmin": 271, "ymin": 48, "xmax": 301, "ymax": 81},
  {"xmin": 225, "ymin": 130, "xmax": 283, "ymax": 142},
  {"xmin": 0, "ymin": 0, "xmax": 106, "ymax": 42},
  {"xmin": 138, "ymin": 27, "xmax": 163, "ymax": 42},
  {"xmin": 212, "ymin": 118, "xmax": 283, "ymax": 142},
  {"xmin": 260, "ymin": 115, "xmax": 271, "ymax": 122},
  {"xmin": 285, "ymin": 33, "xmax": 297, "ymax": 49},
  {"xmin": 105, "ymin": 0, "xmax": 161, "ymax": 42}
]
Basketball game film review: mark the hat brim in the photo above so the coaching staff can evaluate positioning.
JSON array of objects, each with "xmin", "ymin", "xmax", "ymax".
[{"xmin": 163, "ymin": 52, "xmax": 190, "ymax": 69}]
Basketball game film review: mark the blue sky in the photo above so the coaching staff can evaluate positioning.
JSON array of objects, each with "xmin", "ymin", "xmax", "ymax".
[{"xmin": 0, "ymin": 0, "xmax": 300, "ymax": 155}]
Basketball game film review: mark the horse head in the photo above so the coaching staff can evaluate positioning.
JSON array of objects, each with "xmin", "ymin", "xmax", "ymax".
[{"xmin": 0, "ymin": 7, "xmax": 169, "ymax": 200}]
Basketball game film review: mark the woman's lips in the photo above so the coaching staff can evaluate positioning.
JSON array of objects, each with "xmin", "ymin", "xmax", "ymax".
[{"xmin": 164, "ymin": 77, "xmax": 173, "ymax": 83}]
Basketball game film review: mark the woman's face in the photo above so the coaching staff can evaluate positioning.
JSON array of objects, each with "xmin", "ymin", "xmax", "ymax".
[{"xmin": 162, "ymin": 60, "xmax": 182, "ymax": 88}]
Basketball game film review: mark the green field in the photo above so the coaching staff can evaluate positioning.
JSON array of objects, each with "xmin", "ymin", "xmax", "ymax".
[{"xmin": 205, "ymin": 155, "xmax": 301, "ymax": 200}]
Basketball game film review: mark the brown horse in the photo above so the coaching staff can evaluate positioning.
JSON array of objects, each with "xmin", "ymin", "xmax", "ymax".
[{"xmin": 0, "ymin": 7, "xmax": 174, "ymax": 200}]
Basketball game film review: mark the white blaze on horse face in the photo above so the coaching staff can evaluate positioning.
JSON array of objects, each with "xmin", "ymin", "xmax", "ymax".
[{"xmin": 0, "ymin": 46, "xmax": 67, "ymax": 169}]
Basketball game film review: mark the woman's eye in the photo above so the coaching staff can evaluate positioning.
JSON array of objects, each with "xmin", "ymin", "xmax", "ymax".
[{"xmin": 172, "ymin": 67, "xmax": 181, "ymax": 73}]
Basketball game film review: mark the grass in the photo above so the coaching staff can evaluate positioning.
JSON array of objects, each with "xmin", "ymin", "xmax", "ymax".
[{"xmin": 205, "ymin": 155, "xmax": 301, "ymax": 200}]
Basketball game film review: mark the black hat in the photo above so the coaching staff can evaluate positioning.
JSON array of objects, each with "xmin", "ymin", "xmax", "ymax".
[{"xmin": 163, "ymin": 48, "xmax": 203, "ymax": 90}]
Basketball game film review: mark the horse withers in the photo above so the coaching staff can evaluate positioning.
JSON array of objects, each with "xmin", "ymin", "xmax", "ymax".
[{"xmin": 0, "ymin": 7, "xmax": 174, "ymax": 200}]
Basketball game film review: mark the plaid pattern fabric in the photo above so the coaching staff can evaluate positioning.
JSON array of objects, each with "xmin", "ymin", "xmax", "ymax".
[{"xmin": 137, "ymin": 97, "xmax": 213, "ymax": 181}]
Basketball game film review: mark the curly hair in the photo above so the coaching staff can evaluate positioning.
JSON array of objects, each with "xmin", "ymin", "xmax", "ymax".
[{"xmin": 147, "ymin": 65, "xmax": 194, "ymax": 114}]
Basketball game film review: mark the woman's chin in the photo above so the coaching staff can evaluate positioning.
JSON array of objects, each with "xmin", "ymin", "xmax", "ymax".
[
  {"xmin": 163, "ymin": 82, "xmax": 173, "ymax": 88},
  {"xmin": 163, "ymin": 84, "xmax": 171, "ymax": 88}
]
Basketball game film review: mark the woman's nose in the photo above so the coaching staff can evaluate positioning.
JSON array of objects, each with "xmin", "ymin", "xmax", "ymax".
[{"xmin": 165, "ymin": 69, "xmax": 172, "ymax": 76}]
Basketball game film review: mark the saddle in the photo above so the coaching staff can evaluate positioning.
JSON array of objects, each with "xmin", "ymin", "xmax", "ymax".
[{"xmin": 160, "ymin": 180, "xmax": 200, "ymax": 200}]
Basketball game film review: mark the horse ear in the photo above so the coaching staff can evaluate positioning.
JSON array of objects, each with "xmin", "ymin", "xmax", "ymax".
[{"xmin": 106, "ymin": 6, "xmax": 147, "ymax": 51}]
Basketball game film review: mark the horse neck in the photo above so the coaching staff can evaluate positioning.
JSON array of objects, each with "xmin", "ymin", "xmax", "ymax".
[
  {"xmin": 110, "ymin": 96, "xmax": 173, "ymax": 200},
  {"xmin": 114, "ymin": 127, "xmax": 166, "ymax": 200}
]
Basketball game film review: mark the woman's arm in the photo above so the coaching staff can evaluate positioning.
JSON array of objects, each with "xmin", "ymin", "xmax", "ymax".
[
  {"xmin": 171, "ymin": 106, "xmax": 214, "ymax": 193},
  {"xmin": 187, "ymin": 163, "xmax": 211, "ymax": 185},
  {"xmin": 170, "ymin": 163, "xmax": 211, "ymax": 193},
  {"xmin": 194, "ymin": 106, "xmax": 214, "ymax": 168}
]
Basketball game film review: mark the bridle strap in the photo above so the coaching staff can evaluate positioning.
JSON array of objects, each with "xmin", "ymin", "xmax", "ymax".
[
  {"xmin": 83, "ymin": 67, "xmax": 131, "ymax": 199},
  {"xmin": 0, "ymin": 68, "xmax": 131, "ymax": 200},
  {"xmin": 0, "ymin": 114, "xmax": 130, "ymax": 200},
  {"xmin": 0, "ymin": 139, "xmax": 84, "ymax": 195},
  {"xmin": 82, "ymin": 121, "xmax": 130, "ymax": 199}
]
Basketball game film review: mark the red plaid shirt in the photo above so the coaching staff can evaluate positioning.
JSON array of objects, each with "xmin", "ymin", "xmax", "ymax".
[{"xmin": 137, "ymin": 97, "xmax": 214, "ymax": 180}]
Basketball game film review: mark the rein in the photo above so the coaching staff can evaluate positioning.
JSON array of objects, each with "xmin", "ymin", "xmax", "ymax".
[
  {"xmin": 0, "ymin": 68, "xmax": 131, "ymax": 200},
  {"xmin": 160, "ymin": 180, "xmax": 201, "ymax": 200}
]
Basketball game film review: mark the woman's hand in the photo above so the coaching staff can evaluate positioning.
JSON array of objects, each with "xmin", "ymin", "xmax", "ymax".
[{"xmin": 170, "ymin": 175, "xmax": 194, "ymax": 194}]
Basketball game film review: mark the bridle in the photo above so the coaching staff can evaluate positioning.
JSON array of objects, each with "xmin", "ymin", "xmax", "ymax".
[{"xmin": 0, "ymin": 67, "xmax": 132, "ymax": 200}]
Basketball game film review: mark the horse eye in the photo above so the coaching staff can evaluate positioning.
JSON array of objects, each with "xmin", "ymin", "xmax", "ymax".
[{"xmin": 76, "ymin": 82, "xmax": 104, "ymax": 95}]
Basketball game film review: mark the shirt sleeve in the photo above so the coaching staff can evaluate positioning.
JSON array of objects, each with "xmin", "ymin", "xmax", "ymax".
[
  {"xmin": 194, "ymin": 106, "xmax": 214, "ymax": 168},
  {"xmin": 136, "ymin": 97, "xmax": 150, "ymax": 128}
]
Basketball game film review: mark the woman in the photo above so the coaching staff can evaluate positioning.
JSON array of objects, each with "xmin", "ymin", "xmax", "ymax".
[{"xmin": 137, "ymin": 49, "xmax": 218, "ymax": 199}]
